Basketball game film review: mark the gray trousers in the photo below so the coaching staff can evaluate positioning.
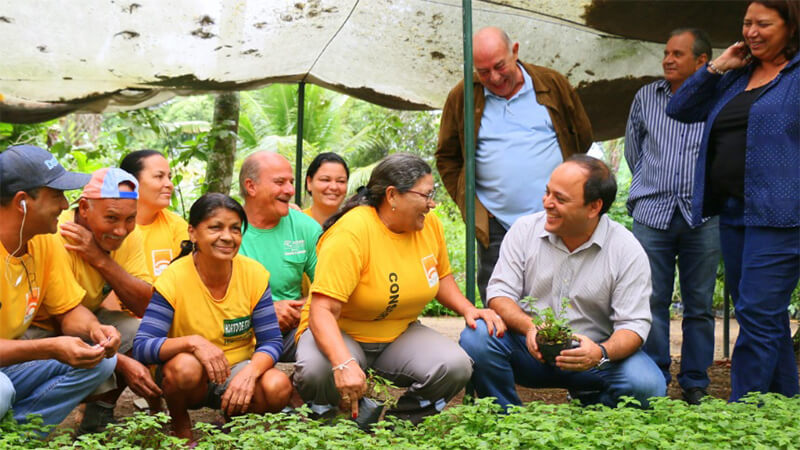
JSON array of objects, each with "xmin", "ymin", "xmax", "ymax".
[{"xmin": 293, "ymin": 321, "xmax": 472, "ymax": 415}]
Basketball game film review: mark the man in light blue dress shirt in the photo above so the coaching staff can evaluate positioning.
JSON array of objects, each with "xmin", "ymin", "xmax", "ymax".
[
  {"xmin": 624, "ymin": 28, "xmax": 720, "ymax": 405},
  {"xmin": 437, "ymin": 27, "xmax": 592, "ymax": 304}
]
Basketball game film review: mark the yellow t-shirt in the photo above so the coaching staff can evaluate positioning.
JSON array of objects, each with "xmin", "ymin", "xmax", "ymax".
[
  {"xmin": 1, "ymin": 234, "xmax": 85, "ymax": 339},
  {"xmin": 33, "ymin": 210, "xmax": 153, "ymax": 329},
  {"xmin": 137, "ymin": 209, "xmax": 189, "ymax": 279},
  {"xmin": 297, "ymin": 206, "xmax": 451, "ymax": 343},
  {"xmin": 154, "ymin": 254, "xmax": 270, "ymax": 366},
  {"xmin": 302, "ymin": 207, "xmax": 313, "ymax": 218}
]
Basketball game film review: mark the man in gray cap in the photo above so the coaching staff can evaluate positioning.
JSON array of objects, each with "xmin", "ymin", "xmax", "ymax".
[{"xmin": 0, "ymin": 145, "xmax": 120, "ymax": 431}]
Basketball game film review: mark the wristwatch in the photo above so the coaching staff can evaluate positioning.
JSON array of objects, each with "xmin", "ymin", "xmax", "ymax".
[{"xmin": 596, "ymin": 344, "xmax": 611, "ymax": 370}]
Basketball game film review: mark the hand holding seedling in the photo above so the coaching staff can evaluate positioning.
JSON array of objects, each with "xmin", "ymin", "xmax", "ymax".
[
  {"xmin": 525, "ymin": 327, "xmax": 543, "ymax": 362},
  {"xmin": 556, "ymin": 334, "xmax": 603, "ymax": 372}
]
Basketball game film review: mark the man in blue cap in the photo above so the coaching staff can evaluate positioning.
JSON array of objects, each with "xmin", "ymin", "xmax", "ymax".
[{"xmin": 0, "ymin": 145, "xmax": 120, "ymax": 431}]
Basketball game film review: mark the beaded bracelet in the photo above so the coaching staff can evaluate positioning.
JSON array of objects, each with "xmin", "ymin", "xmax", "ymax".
[
  {"xmin": 708, "ymin": 61, "xmax": 727, "ymax": 75},
  {"xmin": 331, "ymin": 357, "xmax": 356, "ymax": 372}
]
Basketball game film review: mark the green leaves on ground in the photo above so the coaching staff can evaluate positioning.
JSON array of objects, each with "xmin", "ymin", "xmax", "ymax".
[{"xmin": 4, "ymin": 393, "xmax": 800, "ymax": 449}]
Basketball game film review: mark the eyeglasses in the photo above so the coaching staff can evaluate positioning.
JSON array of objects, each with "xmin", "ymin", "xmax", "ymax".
[{"xmin": 405, "ymin": 189, "xmax": 436, "ymax": 201}]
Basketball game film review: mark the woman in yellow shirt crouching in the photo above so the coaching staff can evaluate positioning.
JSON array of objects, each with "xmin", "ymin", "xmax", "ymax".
[
  {"xmin": 133, "ymin": 193, "xmax": 290, "ymax": 440},
  {"xmin": 293, "ymin": 153, "xmax": 505, "ymax": 425}
]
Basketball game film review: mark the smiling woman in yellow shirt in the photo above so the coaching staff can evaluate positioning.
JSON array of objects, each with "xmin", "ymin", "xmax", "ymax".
[
  {"xmin": 301, "ymin": 152, "xmax": 349, "ymax": 227},
  {"xmin": 133, "ymin": 193, "xmax": 289, "ymax": 442},
  {"xmin": 120, "ymin": 150, "xmax": 189, "ymax": 279},
  {"xmin": 293, "ymin": 153, "xmax": 505, "ymax": 426}
]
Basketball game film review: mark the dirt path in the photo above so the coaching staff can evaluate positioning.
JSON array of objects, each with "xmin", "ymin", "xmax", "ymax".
[{"xmin": 56, "ymin": 317, "xmax": 797, "ymax": 432}]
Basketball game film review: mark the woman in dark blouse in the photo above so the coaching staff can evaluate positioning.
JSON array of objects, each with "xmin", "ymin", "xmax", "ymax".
[{"xmin": 667, "ymin": 0, "xmax": 799, "ymax": 401}]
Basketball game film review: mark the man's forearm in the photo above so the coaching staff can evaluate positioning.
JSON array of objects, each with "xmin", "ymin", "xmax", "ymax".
[
  {"xmin": 490, "ymin": 297, "xmax": 535, "ymax": 336},
  {"xmin": 601, "ymin": 329, "xmax": 643, "ymax": 361},
  {"xmin": 0, "ymin": 338, "xmax": 56, "ymax": 366},
  {"xmin": 56, "ymin": 305, "xmax": 103, "ymax": 341},
  {"xmin": 91, "ymin": 257, "xmax": 151, "ymax": 316}
]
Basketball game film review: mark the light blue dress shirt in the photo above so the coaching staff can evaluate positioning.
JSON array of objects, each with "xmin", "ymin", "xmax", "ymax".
[{"xmin": 475, "ymin": 64, "xmax": 563, "ymax": 230}]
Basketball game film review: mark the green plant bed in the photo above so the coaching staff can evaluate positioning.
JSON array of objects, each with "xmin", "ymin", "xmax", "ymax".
[{"xmin": 4, "ymin": 393, "xmax": 800, "ymax": 449}]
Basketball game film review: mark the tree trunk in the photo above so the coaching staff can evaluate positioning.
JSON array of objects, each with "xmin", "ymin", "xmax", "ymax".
[{"xmin": 205, "ymin": 92, "xmax": 240, "ymax": 195}]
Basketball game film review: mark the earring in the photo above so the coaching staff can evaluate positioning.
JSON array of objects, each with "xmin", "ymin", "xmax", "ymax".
[
  {"xmin": 192, "ymin": 241, "xmax": 198, "ymax": 251},
  {"xmin": 391, "ymin": 205, "xmax": 396, "ymax": 211}
]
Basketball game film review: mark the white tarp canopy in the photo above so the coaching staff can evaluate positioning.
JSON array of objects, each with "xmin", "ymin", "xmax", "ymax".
[{"xmin": 0, "ymin": 0, "xmax": 745, "ymax": 139}]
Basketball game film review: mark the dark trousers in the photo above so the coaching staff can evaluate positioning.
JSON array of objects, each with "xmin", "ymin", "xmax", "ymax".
[
  {"xmin": 720, "ymin": 198, "xmax": 800, "ymax": 401},
  {"xmin": 634, "ymin": 214, "xmax": 720, "ymax": 390},
  {"xmin": 477, "ymin": 216, "xmax": 507, "ymax": 305}
]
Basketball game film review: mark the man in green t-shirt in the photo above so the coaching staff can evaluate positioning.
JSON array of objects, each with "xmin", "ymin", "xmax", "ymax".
[{"xmin": 239, "ymin": 152, "xmax": 322, "ymax": 362}]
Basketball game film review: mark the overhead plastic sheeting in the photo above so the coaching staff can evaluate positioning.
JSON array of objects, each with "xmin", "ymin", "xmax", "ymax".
[{"xmin": 0, "ymin": 0, "xmax": 739, "ymax": 139}]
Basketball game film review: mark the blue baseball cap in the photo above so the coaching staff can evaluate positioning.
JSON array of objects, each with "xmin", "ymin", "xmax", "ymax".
[{"xmin": 0, "ymin": 145, "xmax": 91, "ymax": 192}]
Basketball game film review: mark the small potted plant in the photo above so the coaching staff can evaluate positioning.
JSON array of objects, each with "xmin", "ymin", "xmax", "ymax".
[
  {"xmin": 523, "ymin": 296, "xmax": 578, "ymax": 365},
  {"xmin": 354, "ymin": 369, "xmax": 398, "ymax": 431}
]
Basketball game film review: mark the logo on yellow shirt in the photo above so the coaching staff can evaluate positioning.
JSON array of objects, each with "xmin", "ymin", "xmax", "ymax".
[
  {"xmin": 223, "ymin": 315, "xmax": 253, "ymax": 344},
  {"xmin": 151, "ymin": 249, "xmax": 173, "ymax": 276},
  {"xmin": 421, "ymin": 254, "xmax": 438, "ymax": 288},
  {"xmin": 23, "ymin": 287, "xmax": 41, "ymax": 325}
]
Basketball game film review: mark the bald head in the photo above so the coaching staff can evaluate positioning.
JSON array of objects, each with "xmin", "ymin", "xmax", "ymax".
[
  {"xmin": 473, "ymin": 27, "xmax": 513, "ymax": 58},
  {"xmin": 239, "ymin": 151, "xmax": 291, "ymax": 199},
  {"xmin": 472, "ymin": 27, "xmax": 523, "ymax": 99}
]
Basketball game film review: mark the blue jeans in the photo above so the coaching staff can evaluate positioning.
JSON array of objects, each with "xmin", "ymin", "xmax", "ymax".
[
  {"xmin": 0, "ymin": 372, "xmax": 13, "ymax": 419},
  {"xmin": 633, "ymin": 214, "xmax": 720, "ymax": 390},
  {"xmin": 0, "ymin": 356, "xmax": 117, "ymax": 428},
  {"xmin": 719, "ymin": 198, "xmax": 800, "ymax": 401},
  {"xmin": 460, "ymin": 321, "xmax": 665, "ymax": 411}
]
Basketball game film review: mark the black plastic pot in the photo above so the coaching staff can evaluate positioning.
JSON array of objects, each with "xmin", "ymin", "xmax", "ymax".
[
  {"xmin": 538, "ymin": 339, "xmax": 579, "ymax": 365},
  {"xmin": 354, "ymin": 397, "xmax": 385, "ymax": 431}
]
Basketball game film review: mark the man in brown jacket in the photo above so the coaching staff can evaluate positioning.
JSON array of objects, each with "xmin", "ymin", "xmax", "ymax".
[{"xmin": 436, "ymin": 26, "xmax": 593, "ymax": 304}]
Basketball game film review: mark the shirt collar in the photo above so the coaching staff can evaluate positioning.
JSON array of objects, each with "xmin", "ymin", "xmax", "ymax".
[
  {"xmin": 655, "ymin": 79, "xmax": 672, "ymax": 96},
  {"xmin": 540, "ymin": 215, "xmax": 610, "ymax": 253},
  {"xmin": 483, "ymin": 62, "xmax": 532, "ymax": 101}
]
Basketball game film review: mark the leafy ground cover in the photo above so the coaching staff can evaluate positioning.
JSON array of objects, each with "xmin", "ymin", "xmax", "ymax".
[{"xmin": 3, "ymin": 394, "xmax": 799, "ymax": 449}]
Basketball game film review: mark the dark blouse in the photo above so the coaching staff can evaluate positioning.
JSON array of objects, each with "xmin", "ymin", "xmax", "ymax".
[{"xmin": 708, "ymin": 84, "xmax": 767, "ymax": 199}]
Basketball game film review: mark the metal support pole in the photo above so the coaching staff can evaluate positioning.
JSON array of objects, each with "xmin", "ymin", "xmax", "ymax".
[
  {"xmin": 295, "ymin": 81, "xmax": 306, "ymax": 206},
  {"xmin": 462, "ymin": 0, "xmax": 476, "ymax": 306},
  {"xmin": 723, "ymin": 272, "xmax": 730, "ymax": 359}
]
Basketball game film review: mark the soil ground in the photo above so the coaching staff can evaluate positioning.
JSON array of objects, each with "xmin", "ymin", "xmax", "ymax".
[{"xmin": 56, "ymin": 317, "xmax": 797, "ymax": 433}]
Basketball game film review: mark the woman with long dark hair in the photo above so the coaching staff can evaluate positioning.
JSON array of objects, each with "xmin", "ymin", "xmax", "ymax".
[
  {"xmin": 133, "ymin": 193, "xmax": 289, "ymax": 440},
  {"xmin": 667, "ymin": 0, "xmax": 800, "ymax": 401},
  {"xmin": 120, "ymin": 150, "xmax": 188, "ymax": 278}
]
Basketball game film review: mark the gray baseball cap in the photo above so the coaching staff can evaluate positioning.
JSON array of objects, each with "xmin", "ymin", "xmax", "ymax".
[{"xmin": 0, "ymin": 145, "xmax": 91, "ymax": 192}]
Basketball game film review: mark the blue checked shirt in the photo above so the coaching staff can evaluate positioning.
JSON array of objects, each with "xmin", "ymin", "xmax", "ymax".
[{"xmin": 624, "ymin": 79, "xmax": 706, "ymax": 230}]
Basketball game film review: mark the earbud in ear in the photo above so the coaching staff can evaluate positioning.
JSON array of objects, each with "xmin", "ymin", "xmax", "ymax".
[{"xmin": 20, "ymin": 199, "xmax": 27, "ymax": 213}]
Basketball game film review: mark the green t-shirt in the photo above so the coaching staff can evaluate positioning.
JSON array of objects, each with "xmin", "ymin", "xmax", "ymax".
[{"xmin": 240, "ymin": 208, "xmax": 322, "ymax": 301}]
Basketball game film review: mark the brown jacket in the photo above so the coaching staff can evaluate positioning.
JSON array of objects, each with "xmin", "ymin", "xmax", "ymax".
[{"xmin": 435, "ymin": 61, "xmax": 593, "ymax": 247}]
